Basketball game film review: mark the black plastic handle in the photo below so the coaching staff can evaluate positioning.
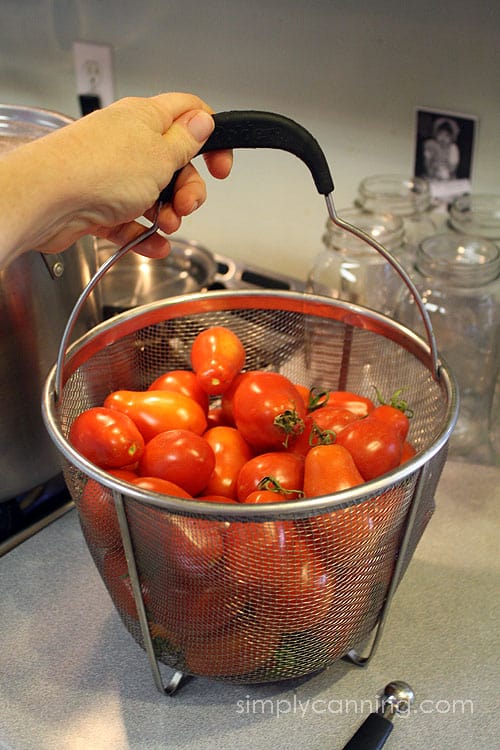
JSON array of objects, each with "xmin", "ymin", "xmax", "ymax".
[
  {"xmin": 341, "ymin": 713, "xmax": 394, "ymax": 750},
  {"xmin": 159, "ymin": 110, "xmax": 334, "ymax": 205}
]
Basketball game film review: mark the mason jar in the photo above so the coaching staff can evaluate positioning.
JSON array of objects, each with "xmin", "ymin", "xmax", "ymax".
[
  {"xmin": 355, "ymin": 174, "xmax": 441, "ymax": 261},
  {"xmin": 396, "ymin": 233, "xmax": 500, "ymax": 465},
  {"xmin": 307, "ymin": 208, "xmax": 407, "ymax": 317},
  {"xmin": 448, "ymin": 193, "xmax": 500, "ymax": 244}
]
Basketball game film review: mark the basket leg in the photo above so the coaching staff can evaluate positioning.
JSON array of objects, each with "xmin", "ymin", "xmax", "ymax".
[
  {"xmin": 344, "ymin": 463, "xmax": 432, "ymax": 667},
  {"xmin": 112, "ymin": 490, "xmax": 189, "ymax": 696}
]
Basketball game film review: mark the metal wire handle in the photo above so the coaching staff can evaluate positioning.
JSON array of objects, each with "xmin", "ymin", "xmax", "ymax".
[
  {"xmin": 54, "ymin": 207, "xmax": 162, "ymax": 400},
  {"xmin": 325, "ymin": 195, "xmax": 440, "ymax": 381}
]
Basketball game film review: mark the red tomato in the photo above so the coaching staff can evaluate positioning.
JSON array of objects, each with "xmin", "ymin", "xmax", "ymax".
[
  {"xmin": 260, "ymin": 538, "xmax": 334, "ymax": 633},
  {"xmin": 293, "ymin": 383, "xmax": 311, "ymax": 408},
  {"xmin": 242, "ymin": 489, "xmax": 292, "ymax": 503},
  {"xmin": 203, "ymin": 426, "xmax": 254, "ymax": 499},
  {"xmin": 224, "ymin": 521, "xmax": 334, "ymax": 633},
  {"xmin": 288, "ymin": 406, "xmax": 359, "ymax": 456},
  {"xmin": 303, "ymin": 444, "xmax": 364, "ymax": 498},
  {"xmin": 69, "ymin": 406, "xmax": 145, "ymax": 469},
  {"xmin": 232, "ymin": 371, "xmax": 307, "ymax": 452},
  {"xmin": 236, "ymin": 451, "xmax": 304, "ymax": 501},
  {"xmin": 78, "ymin": 478, "xmax": 122, "ymax": 552},
  {"xmin": 219, "ymin": 372, "xmax": 249, "ymax": 426},
  {"xmin": 196, "ymin": 494, "xmax": 239, "ymax": 504},
  {"xmin": 206, "ymin": 406, "xmax": 231, "ymax": 428},
  {"xmin": 335, "ymin": 416, "xmax": 403, "ymax": 480},
  {"xmin": 131, "ymin": 476, "xmax": 192, "ymax": 498},
  {"xmin": 101, "ymin": 549, "xmax": 151, "ymax": 620},
  {"xmin": 303, "ymin": 486, "xmax": 407, "ymax": 565},
  {"xmin": 107, "ymin": 468, "xmax": 138, "ymax": 482},
  {"xmin": 138, "ymin": 429, "xmax": 215, "ymax": 496},
  {"xmin": 103, "ymin": 390, "xmax": 207, "ymax": 442},
  {"xmin": 147, "ymin": 369, "xmax": 209, "ymax": 414},
  {"xmin": 149, "ymin": 580, "xmax": 248, "ymax": 641},
  {"xmin": 190, "ymin": 325, "xmax": 246, "ymax": 395},
  {"xmin": 371, "ymin": 404, "xmax": 410, "ymax": 443},
  {"xmin": 224, "ymin": 517, "xmax": 298, "ymax": 593},
  {"xmin": 128, "ymin": 500, "xmax": 225, "ymax": 580},
  {"xmin": 400, "ymin": 440, "xmax": 417, "ymax": 463},
  {"xmin": 324, "ymin": 390, "xmax": 375, "ymax": 417},
  {"xmin": 183, "ymin": 620, "xmax": 280, "ymax": 677}
]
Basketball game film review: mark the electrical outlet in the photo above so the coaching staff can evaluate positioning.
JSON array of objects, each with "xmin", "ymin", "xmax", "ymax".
[{"xmin": 73, "ymin": 41, "xmax": 115, "ymax": 110}]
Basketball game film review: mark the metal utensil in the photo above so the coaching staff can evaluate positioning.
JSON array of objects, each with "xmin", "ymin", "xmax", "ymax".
[{"xmin": 341, "ymin": 681, "xmax": 415, "ymax": 749}]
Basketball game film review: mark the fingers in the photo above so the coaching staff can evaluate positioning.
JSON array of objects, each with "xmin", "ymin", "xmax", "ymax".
[{"xmin": 203, "ymin": 149, "xmax": 234, "ymax": 180}]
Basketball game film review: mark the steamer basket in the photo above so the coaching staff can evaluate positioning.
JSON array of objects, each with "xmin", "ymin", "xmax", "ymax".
[
  {"xmin": 43, "ymin": 289, "xmax": 457, "ymax": 692},
  {"xmin": 42, "ymin": 111, "xmax": 458, "ymax": 694}
]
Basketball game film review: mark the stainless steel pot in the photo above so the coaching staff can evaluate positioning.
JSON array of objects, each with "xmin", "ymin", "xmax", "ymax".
[
  {"xmin": 0, "ymin": 104, "xmax": 100, "ymax": 501},
  {"xmin": 96, "ymin": 236, "xmax": 218, "ymax": 314}
]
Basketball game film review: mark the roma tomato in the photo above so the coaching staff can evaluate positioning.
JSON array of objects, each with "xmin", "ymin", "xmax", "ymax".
[
  {"xmin": 138, "ymin": 429, "xmax": 215, "ymax": 496},
  {"xmin": 303, "ymin": 444, "xmax": 364, "ymax": 498},
  {"xmin": 260, "ymin": 538, "xmax": 335, "ymax": 633},
  {"xmin": 232, "ymin": 371, "xmax": 307, "ymax": 452},
  {"xmin": 242, "ymin": 489, "xmax": 291, "ymax": 504},
  {"xmin": 103, "ymin": 389, "xmax": 207, "ymax": 442},
  {"xmin": 101, "ymin": 549, "xmax": 151, "ymax": 620},
  {"xmin": 224, "ymin": 517, "xmax": 298, "ymax": 593},
  {"xmin": 183, "ymin": 620, "xmax": 280, "ymax": 677},
  {"xmin": 149, "ymin": 580, "xmax": 248, "ymax": 641},
  {"xmin": 225, "ymin": 521, "xmax": 334, "ymax": 633},
  {"xmin": 303, "ymin": 486, "xmax": 407, "ymax": 565},
  {"xmin": 288, "ymin": 406, "xmax": 359, "ymax": 456},
  {"xmin": 148, "ymin": 369, "xmax": 209, "ymax": 414},
  {"xmin": 370, "ymin": 404, "xmax": 410, "ymax": 443},
  {"xmin": 128, "ymin": 499, "xmax": 225, "ymax": 580},
  {"xmin": 400, "ymin": 440, "xmax": 417, "ymax": 463},
  {"xmin": 324, "ymin": 390, "xmax": 375, "ymax": 417},
  {"xmin": 219, "ymin": 372, "xmax": 249, "ymax": 426},
  {"xmin": 190, "ymin": 325, "xmax": 246, "ymax": 395},
  {"xmin": 335, "ymin": 416, "xmax": 403, "ymax": 480},
  {"xmin": 69, "ymin": 406, "xmax": 144, "ymax": 469},
  {"xmin": 236, "ymin": 451, "xmax": 304, "ymax": 502},
  {"xmin": 131, "ymin": 476, "xmax": 192, "ymax": 498},
  {"xmin": 78, "ymin": 479, "xmax": 122, "ymax": 552},
  {"xmin": 203, "ymin": 426, "xmax": 253, "ymax": 499}
]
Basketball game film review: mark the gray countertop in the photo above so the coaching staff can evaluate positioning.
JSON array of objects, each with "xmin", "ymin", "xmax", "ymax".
[{"xmin": 1, "ymin": 459, "xmax": 499, "ymax": 750}]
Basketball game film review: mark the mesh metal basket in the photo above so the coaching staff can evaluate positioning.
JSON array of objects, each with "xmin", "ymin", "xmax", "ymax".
[
  {"xmin": 42, "ymin": 111, "xmax": 458, "ymax": 693},
  {"xmin": 43, "ymin": 288, "xmax": 457, "ymax": 692}
]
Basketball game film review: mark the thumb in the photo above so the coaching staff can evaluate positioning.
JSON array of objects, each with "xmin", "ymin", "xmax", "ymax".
[{"xmin": 162, "ymin": 109, "xmax": 215, "ymax": 172}]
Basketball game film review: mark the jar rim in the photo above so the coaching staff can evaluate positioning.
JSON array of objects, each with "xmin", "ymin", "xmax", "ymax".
[
  {"xmin": 356, "ymin": 174, "xmax": 432, "ymax": 215},
  {"xmin": 417, "ymin": 233, "xmax": 500, "ymax": 285}
]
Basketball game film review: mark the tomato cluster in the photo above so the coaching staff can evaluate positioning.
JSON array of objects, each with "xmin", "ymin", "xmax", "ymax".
[{"xmin": 69, "ymin": 325, "xmax": 416, "ymax": 679}]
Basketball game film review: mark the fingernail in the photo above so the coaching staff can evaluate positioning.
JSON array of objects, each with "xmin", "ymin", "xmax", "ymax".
[
  {"xmin": 188, "ymin": 200, "xmax": 200, "ymax": 215},
  {"xmin": 187, "ymin": 110, "xmax": 214, "ymax": 142}
]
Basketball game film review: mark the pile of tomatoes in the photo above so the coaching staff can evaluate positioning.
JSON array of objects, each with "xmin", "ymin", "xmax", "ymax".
[{"xmin": 69, "ymin": 325, "xmax": 416, "ymax": 679}]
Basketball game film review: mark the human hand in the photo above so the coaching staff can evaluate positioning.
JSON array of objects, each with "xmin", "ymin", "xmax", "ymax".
[{"xmin": 1, "ymin": 93, "xmax": 232, "ymax": 262}]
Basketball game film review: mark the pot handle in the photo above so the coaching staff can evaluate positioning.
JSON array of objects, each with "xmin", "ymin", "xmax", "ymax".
[{"xmin": 159, "ymin": 110, "xmax": 335, "ymax": 205}]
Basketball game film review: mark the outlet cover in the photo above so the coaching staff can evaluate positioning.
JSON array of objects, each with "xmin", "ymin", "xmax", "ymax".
[{"xmin": 73, "ymin": 41, "xmax": 115, "ymax": 108}]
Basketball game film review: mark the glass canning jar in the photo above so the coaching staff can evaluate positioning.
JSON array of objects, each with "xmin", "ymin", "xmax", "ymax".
[
  {"xmin": 307, "ymin": 208, "xmax": 406, "ymax": 317},
  {"xmin": 396, "ymin": 233, "xmax": 500, "ymax": 465},
  {"xmin": 355, "ymin": 174, "xmax": 440, "ymax": 259},
  {"xmin": 448, "ymin": 193, "xmax": 500, "ymax": 244}
]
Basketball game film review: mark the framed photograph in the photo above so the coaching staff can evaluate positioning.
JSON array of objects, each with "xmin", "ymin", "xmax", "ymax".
[{"xmin": 414, "ymin": 107, "xmax": 478, "ymax": 203}]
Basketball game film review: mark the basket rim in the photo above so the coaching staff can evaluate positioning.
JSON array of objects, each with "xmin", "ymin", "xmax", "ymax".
[{"xmin": 42, "ymin": 289, "xmax": 459, "ymax": 519}]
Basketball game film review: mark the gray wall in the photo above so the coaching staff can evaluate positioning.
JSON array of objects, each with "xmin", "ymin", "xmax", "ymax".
[{"xmin": 1, "ymin": 0, "xmax": 498, "ymax": 278}]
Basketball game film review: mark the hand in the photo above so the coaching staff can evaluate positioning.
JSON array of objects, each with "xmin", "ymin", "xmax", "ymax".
[{"xmin": 0, "ymin": 93, "xmax": 232, "ymax": 265}]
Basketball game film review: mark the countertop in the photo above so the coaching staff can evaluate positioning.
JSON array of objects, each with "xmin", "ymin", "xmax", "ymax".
[{"xmin": 1, "ymin": 459, "xmax": 499, "ymax": 750}]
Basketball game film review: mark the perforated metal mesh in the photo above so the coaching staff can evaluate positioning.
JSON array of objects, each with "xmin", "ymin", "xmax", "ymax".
[{"xmin": 47, "ymin": 291, "xmax": 456, "ymax": 684}]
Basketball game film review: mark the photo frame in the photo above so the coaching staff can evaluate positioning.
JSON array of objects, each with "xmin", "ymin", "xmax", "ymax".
[{"xmin": 414, "ymin": 107, "xmax": 478, "ymax": 203}]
